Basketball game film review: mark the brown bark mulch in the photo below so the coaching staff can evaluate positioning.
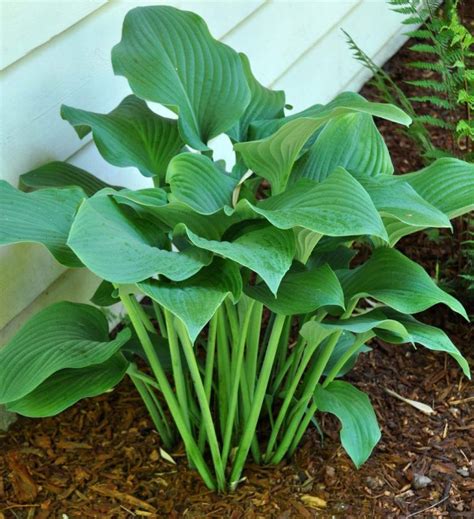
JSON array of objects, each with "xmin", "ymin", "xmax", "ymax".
[{"xmin": 1, "ymin": 10, "xmax": 473, "ymax": 519}]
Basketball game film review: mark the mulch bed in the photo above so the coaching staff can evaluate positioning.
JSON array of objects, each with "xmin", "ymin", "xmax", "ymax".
[{"xmin": 1, "ymin": 10, "xmax": 473, "ymax": 518}]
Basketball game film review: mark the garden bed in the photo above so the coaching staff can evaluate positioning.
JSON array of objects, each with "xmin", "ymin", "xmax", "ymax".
[{"xmin": 1, "ymin": 17, "xmax": 473, "ymax": 519}]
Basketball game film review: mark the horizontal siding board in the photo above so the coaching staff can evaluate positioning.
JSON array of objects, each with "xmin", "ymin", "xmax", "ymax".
[
  {"xmin": 0, "ymin": 0, "xmax": 265, "ymax": 187},
  {"xmin": 272, "ymin": 0, "xmax": 413, "ymax": 107},
  {"xmin": 0, "ymin": 245, "xmax": 65, "ymax": 330},
  {"xmin": 0, "ymin": 269, "xmax": 102, "ymax": 345},
  {"xmin": 223, "ymin": 1, "xmax": 359, "ymax": 87},
  {"xmin": 1, "ymin": 0, "xmax": 413, "ymax": 338},
  {"xmin": 0, "ymin": 0, "xmax": 108, "ymax": 70}
]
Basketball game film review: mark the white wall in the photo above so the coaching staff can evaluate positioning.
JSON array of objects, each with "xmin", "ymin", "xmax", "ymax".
[{"xmin": 0, "ymin": 0, "xmax": 410, "ymax": 343}]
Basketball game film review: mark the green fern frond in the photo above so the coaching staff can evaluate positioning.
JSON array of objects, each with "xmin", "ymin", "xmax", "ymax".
[
  {"xmin": 406, "ymin": 79, "xmax": 448, "ymax": 92},
  {"xmin": 415, "ymin": 114, "xmax": 454, "ymax": 129},
  {"xmin": 406, "ymin": 29, "xmax": 433, "ymax": 39},
  {"xmin": 402, "ymin": 15, "xmax": 426, "ymax": 25},
  {"xmin": 409, "ymin": 43, "xmax": 438, "ymax": 53},
  {"xmin": 423, "ymin": 147, "xmax": 455, "ymax": 160},
  {"xmin": 407, "ymin": 61, "xmax": 446, "ymax": 72},
  {"xmin": 409, "ymin": 95, "xmax": 452, "ymax": 108}
]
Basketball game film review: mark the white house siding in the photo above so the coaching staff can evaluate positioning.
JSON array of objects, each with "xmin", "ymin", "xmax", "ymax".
[{"xmin": 0, "ymin": 0, "xmax": 412, "ymax": 343}]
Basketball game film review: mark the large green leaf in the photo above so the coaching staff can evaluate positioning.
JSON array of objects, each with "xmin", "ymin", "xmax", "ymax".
[
  {"xmin": 7, "ymin": 354, "xmax": 129, "ymax": 418},
  {"xmin": 300, "ymin": 330, "xmax": 371, "ymax": 378},
  {"xmin": 250, "ymin": 91, "xmax": 412, "ymax": 139},
  {"xmin": 237, "ymin": 93, "xmax": 410, "ymax": 193},
  {"xmin": 62, "ymin": 96, "xmax": 183, "ymax": 182},
  {"xmin": 302, "ymin": 310, "xmax": 409, "ymax": 339},
  {"xmin": 227, "ymin": 53, "xmax": 285, "ymax": 142},
  {"xmin": 112, "ymin": 5, "xmax": 250, "ymax": 150},
  {"xmin": 167, "ymin": 153, "xmax": 238, "ymax": 214},
  {"xmin": 376, "ymin": 309, "xmax": 470, "ymax": 379},
  {"xmin": 293, "ymin": 113, "xmax": 393, "ymax": 182},
  {"xmin": 145, "ymin": 201, "xmax": 238, "ymax": 240},
  {"xmin": 0, "ymin": 302, "xmax": 131, "ymax": 403},
  {"xmin": 404, "ymin": 158, "xmax": 474, "ymax": 218},
  {"xmin": 245, "ymin": 263, "xmax": 344, "ymax": 315},
  {"xmin": 360, "ymin": 176, "xmax": 450, "ymax": 232},
  {"xmin": 20, "ymin": 161, "xmax": 116, "ymax": 197},
  {"xmin": 240, "ymin": 168, "xmax": 387, "ymax": 241},
  {"xmin": 383, "ymin": 158, "xmax": 474, "ymax": 244},
  {"xmin": 183, "ymin": 224, "xmax": 295, "ymax": 295},
  {"xmin": 139, "ymin": 258, "xmax": 242, "ymax": 342},
  {"xmin": 314, "ymin": 380, "xmax": 381, "ymax": 468},
  {"xmin": 0, "ymin": 181, "xmax": 85, "ymax": 267},
  {"xmin": 90, "ymin": 280, "xmax": 118, "ymax": 307},
  {"xmin": 113, "ymin": 187, "xmax": 168, "ymax": 209},
  {"xmin": 338, "ymin": 248, "xmax": 467, "ymax": 318},
  {"xmin": 68, "ymin": 193, "xmax": 211, "ymax": 283},
  {"xmin": 320, "ymin": 333, "xmax": 371, "ymax": 378}
]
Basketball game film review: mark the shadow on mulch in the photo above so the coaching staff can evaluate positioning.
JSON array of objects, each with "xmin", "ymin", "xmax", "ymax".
[{"xmin": 1, "ymin": 11, "xmax": 473, "ymax": 519}]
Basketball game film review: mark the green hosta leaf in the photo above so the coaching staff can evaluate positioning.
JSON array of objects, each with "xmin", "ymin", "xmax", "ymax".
[
  {"xmin": 113, "ymin": 187, "xmax": 168, "ymax": 209},
  {"xmin": 91, "ymin": 280, "xmax": 118, "ymax": 307},
  {"xmin": 299, "ymin": 326, "xmax": 370, "ymax": 377},
  {"xmin": 321, "ymin": 332, "xmax": 371, "ymax": 378},
  {"xmin": 244, "ymin": 168, "xmax": 387, "ymax": 241},
  {"xmin": 246, "ymin": 263, "xmax": 344, "ymax": 315},
  {"xmin": 123, "ymin": 329, "xmax": 172, "ymax": 371},
  {"xmin": 251, "ymin": 92, "xmax": 411, "ymax": 140},
  {"xmin": 293, "ymin": 228, "xmax": 322, "ymax": 264},
  {"xmin": 227, "ymin": 53, "xmax": 285, "ymax": 142},
  {"xmin": 139, "ymin": 258, "xmax": 242, "ymax": 342},
  {"xmin": 359, "ymin": 176, "xmax": 451, "ymax": 231},
  {"xmin": 150, "ymin": 202, "xmax": 237, "ymax": 240},
  {"xmin": 167, "ymin": 153, "xmax": 238, "ymax": 214},
  {"xmin": 182, "ymin": 224, "xmax": 295, "ymax": 295},
  {"xmin": 0, "ymin": 302, "xmax": 131, "ymax": 404},
  {"xmin": 338, "ymin": 248, "xmax": 467, "ymax": 318},
  {"xmin": 314, "ymin": 381, "xmax": 381, "ymax": 468},
  {"xmin": 20, "ymin": 161, "xmax": 116, "ymax": 197},
  {"xmin": 309, "ymin": 242, "xmax": 357, "ymax": 271},
  {"xmin": 303, "ymin": 310, "xmax": 409, "ymax": 339},
  {"xmin": 0, "ymin": 181, "xmax": 85, "ymax": 267},
  {"xmin": 68, "ymin": 193, "xmax": 211, "ymax": 283},
  {"xmin": 376, "ymin": 309, "xmax": 470, "ymax": 379},
  {"xmin": 112, "ymin": 5, "xmax": 250, "ymax": 150},
  {"xmin": 7, "ymin": 354, "xmax": 129, "ymax": 417},
  {"xmin": 294, "ymin": 113, "xmax": 393, "ymax": 182},
  {"xmin": 404, "ymin": 158, "xmax": 474, "ymax": 218},
  {"xmin": 384, "ymin": 158, "xmax": 474, "ymax": 244},
  {"xmin": 236, "ymin": 117, "xmax": 325, "ymax": 194},
  {"xmin": 62, "ymin": 96, "xmax": 184, "ymax": 183}
]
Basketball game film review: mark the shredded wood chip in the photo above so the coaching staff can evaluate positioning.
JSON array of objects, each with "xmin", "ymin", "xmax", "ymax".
[{"xmin": 300, "ymin": 495, "xmax": 327, "ymax": 509}]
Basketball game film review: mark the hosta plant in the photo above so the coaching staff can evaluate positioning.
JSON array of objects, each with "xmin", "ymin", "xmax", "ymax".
[{"xmin": 0, "ymin": 6, "xmax": 473, "ymax": 492}]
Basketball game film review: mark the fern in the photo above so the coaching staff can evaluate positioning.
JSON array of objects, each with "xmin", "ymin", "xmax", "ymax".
[
  {"xmin": 415, "ymin": 114, "xmax": 455, "ymax": 129},
  {"xmin": 343, "ymin": 29, "xmax": 436, "ymax": 158},
  {"xmin": 406, "ymin": 79, "xmax": 449, "ymax": 92},
  {"xmin": 345, "ymin": 0, "xmax": 472, "ymax": 161},
  {"xmin": 410, "ymin": 95, "xmax": 452, "ymax": 109}
]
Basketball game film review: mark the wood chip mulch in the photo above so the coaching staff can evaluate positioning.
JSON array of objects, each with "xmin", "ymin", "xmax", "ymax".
[{"xmin": 1, "ymin": 9, "xmax": 473, "ymax": 518}]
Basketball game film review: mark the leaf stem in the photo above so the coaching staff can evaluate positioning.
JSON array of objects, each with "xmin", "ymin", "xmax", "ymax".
[
  {"xmin": 174, "ymin": 319, "xmax": 226, "ymax": 491},
  {"xmin": 119, "ymin": 291, "xmax": 216, "ymax": 490},
  {"xmin": 229, "ymin": 313, "xmax": 286, "ymax": 490},
  {"xmin": 128, "ymin": 367, "xmax": 174, "ymax": 448},
  {"xmin": 222, "ymin": 299, "xmax": 255, "ymax": 467},
  {"xmin": 269, "ymin": 329, "xmax": 343, "ymax": 464},
  {"xmin": 163, "ymin": 308, "xmax": 191, "ymax": 430},
  {"xmin": 198, "ymin": 312, "xmax": 218, "ymax": 450}
]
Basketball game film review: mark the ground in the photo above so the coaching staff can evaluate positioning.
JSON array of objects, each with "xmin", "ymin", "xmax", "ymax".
[{"xmin": 1, "ymin": 10, "xmax": 473, "ymax": 519}]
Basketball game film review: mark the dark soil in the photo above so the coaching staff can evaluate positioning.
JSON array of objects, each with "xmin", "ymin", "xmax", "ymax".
[{"xmin": 1, "ymin": 10, "xmax": 473, "ymax": 519}]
